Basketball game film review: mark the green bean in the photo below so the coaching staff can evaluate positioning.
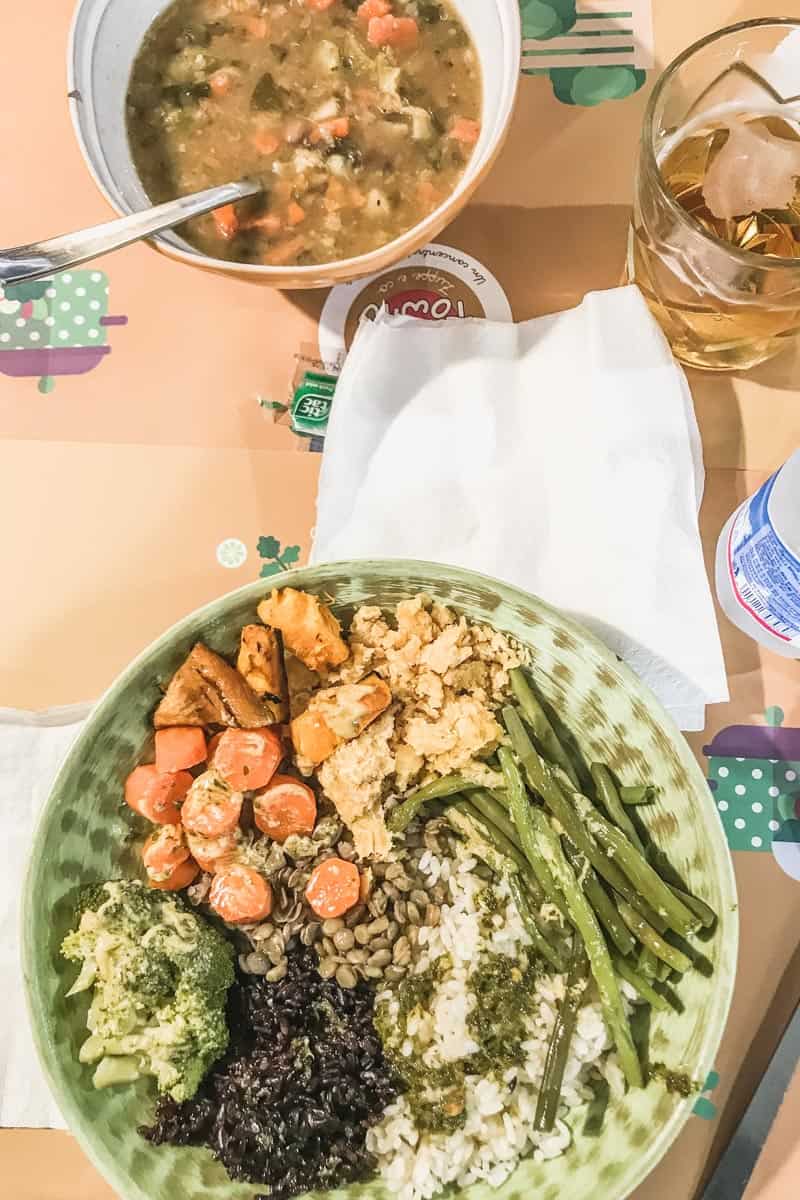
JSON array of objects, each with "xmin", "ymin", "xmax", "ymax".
[
  {"xmin": 570, "ymin": 792, "xmax": 699, "ymax": 937},
  {"xmin": 509, "ymin": 667, "xmax": 581, "ymax": 788},
  {"xmin": 469, "ymin": 789, "xmax": 523, "ymax": 851},
  {"xmin": 453, "ymin": 801, "xmax": 534, "ymax": 878},
  {"xmin": 526, "ymin": 804, "xmax": 642, "ymax": 1089},
  {"xmin": 534, "ymin": 938, "xmax": 589, "ymax": 1132},
  {"xmin": 498, "ymin": 747, "xmax": 571, "ymax": 923},
  {"xmin": 563, "ymin": 842, "xmax": 635, "ymax": 957},
  {"xmin": 507, "ymin": 873, "xmax": 568, "ymax": 974},
  {"xmin": 638, "ymin": 947, "xmax": 659, "ymax": 980},
  {"xmin": 591, "ymin": 767, "xmax": 718, "ymax": 933},
  {"xmin": 388, "ymin": 773, "xmax": 478, "ymax": 832},
  {"xmin": 591, "ymin": 763, "xmax": 645, "ymax": 853},
  {"xmin": 445, "ymin": 804, "xmax": 522, "ymax": 879},
  {"xmin": 613, "ymin": 956, "xmax": 670, "ymax": 1012},
  {"xmin": 620, "ymin": 785, "xmax": 657, "ymax": 805},
  {"xmin": 669, "ymin": 884, "xmax": 717, "ymax": 930},
  {"xmin": 616, "ymin": 899, "xmax": 693, "ymax": 975},
  {"xmin": 504, "ymin": 709, "xmax": 668, "ymax": 934}
]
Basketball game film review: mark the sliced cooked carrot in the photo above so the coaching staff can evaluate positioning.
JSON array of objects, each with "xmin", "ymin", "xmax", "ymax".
[
  {"xmin": 209, "ymin": 69, "xmax": 234, "ymax": 97},
  {"xmin": 318, "ymin": 116, "xmax": 350, "ymax": 140},
  {"xmin": 214, "ymin": 727, "xmax": 283, "ymax": 791},
  {"xmin": 253, "ymin": 129, "xmax": 281, "ymax": 155},
  {"xmin": 265, "ymin": 235, "xmax": 306, "ymax": 266},
  {"xmin": 124, "ymin": 764, "xmax": 192, "ymax": 824},
  {"xmin": 358, "ymin": 0, "xmax": 391, "ymax": 22},
  {"xmin": 213, "ymin": 203, "xmax": 240, "ymax": 240},
  {"xmin": 306, "ymin": 858, "xmax": 361, "ymax": 919},
  {"xmin": 143, "ymin": 823, "xmax": 190, "ymax": 879},
  {"xmin": 209, "ymin": 865, "xmax": 273, "ymax": 924},
  {"xmin": 180, "ymin": 772, "xmax": 243, "ymax": 837},
  {"xmin": 155, "ymin": 727, "xmax": 207, "ymax": 774},
  {"xmin": 186, "ymin": 828, "xmax": 242, "ymax": 873},
  {"xmin": 253, "ymin": 775, "xmax": 317, "ymax": 842},
  {"xmin": 449, "ymin": 117, "xmax": 480, "ymax": 145},
  {"xmin": 149, "ymin": 858, "xmax": 199, "ymax": 891},
  {"xmin": 207, "ymin": 730, "xmax": 223, "ymax": 762},
  {"xmin": 367, "ymin": 15, "xmax": 418, "ymax": 49},
  {"xmin": 286, "ymin": 201, "xmax": 306, "ymax": 227}
]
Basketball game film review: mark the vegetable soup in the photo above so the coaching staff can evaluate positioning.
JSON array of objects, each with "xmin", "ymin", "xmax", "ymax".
[{"xmin": 126, "ymin": 0, "xmax": 482, "ymax": 267}]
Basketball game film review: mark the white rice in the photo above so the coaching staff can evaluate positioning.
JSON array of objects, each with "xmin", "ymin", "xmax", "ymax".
[{"xmin": 367, "ymin": 850, "xmax": 620, "ymax": 1200}]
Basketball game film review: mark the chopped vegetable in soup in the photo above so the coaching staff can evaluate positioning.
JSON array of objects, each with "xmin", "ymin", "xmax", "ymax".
[{"xmin": 126, "ymin": 0, "xmax": 482, "ymax": 267}]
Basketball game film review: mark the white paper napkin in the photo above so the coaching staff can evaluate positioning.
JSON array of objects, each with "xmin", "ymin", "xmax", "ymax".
[
  {"xmin": 0, "ymin": 704, "xmax": 90, "ymax": 1129},
  {"xmin": 311, "ymin": 286, "xmax": 728, "ymax": 731}
]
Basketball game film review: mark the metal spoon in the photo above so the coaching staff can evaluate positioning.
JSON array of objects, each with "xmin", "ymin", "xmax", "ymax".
[{"xmin": 0, "ymin": 178, "xmax": 261, "ymax": 286}]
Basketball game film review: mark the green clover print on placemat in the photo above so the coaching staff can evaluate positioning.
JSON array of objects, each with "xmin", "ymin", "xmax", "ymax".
[
  {"xmin": 520, "ymin": 0, "xmax": 649, "ymax": 106},
  {"xmin": 257, "ymin": 535, "xmax": 302, "ymax": 578}
]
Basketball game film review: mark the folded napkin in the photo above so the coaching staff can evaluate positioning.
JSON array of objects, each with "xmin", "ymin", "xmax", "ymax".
[
  {"xmin": 0, "ymin": 704, "xmax": 90, "ymax": 1129},
  {"xmin": 312, "ymin": 286, "xmax": 728, "ymax": 731}
]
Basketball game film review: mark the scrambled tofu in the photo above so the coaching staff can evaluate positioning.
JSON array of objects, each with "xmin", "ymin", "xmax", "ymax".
[
  {"xmin": 257, "ymin": 587, "xmax": 349, "ymax": 673},
  {"xmin": 312, "ymin": 595, "xmax": 524, "ymax": 856},
  {"xmin": 318, "ymin": 712, "xmax": 396, "ymax": 859}
]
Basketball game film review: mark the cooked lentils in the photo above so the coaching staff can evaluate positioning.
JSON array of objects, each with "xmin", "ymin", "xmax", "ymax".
[
  {"xmin": 141, "ymin": 947, "xmax": 401, "ymax": 1200},
  {"xmin": 238, "ymin": 820, "xmax": 454, "ymax": 988}
]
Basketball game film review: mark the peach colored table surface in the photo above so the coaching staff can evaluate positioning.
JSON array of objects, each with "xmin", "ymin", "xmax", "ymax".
[{"xmin": 1, "ymin": 2, "xmax": 799, "ymax": 1199}]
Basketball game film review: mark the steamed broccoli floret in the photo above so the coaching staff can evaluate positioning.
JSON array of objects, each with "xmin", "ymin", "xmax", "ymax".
[{"xmin": 61, "ymin": 880, "xmax": 234, "ymax": 1102}]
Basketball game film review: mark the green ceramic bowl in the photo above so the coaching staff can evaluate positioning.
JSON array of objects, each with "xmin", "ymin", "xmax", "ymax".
[{"xmin": 23, "ymin": 561, "xmax": 738, "ymax": 1200}]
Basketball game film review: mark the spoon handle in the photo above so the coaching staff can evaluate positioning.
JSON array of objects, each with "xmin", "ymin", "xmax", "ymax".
[{"xmin": 0, "ymin": 179, "xmax": 260, "ymax": 286}]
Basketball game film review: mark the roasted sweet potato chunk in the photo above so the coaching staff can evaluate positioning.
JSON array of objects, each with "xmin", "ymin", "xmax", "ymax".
[
  {"xmin": 290, "ymin": 673, "xmax": 391, "ymax": 766},
  {"xmin": 257, "ymin": 588, "xmax": 349, "ymax": 673},
  {"xmin": 154, "ymin": 643, "xmax": 269, "ymax": 730},
  {"xmin": 237, "ymin": 624, "xmax": 288, "ymax": 722}
]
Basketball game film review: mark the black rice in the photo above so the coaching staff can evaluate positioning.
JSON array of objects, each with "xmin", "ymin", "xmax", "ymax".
[{"xmin": 140, "ymin": 945, "xmax": 401, "ymax": 1199}]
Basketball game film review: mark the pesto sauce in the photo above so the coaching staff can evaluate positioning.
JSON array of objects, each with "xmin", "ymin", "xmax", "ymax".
[
  {"xmin": 648, "ymin": 1061, "xmax": 697, "ymax": 1098},
  {"xmin": 466, "ymin": 951, "xmax": 542, "ymax": 1073}
]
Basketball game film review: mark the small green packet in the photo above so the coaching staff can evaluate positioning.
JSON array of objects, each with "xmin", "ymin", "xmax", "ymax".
[{"xmin": 269, "ymin": 347, "xmax": 341, "ymax": 453}]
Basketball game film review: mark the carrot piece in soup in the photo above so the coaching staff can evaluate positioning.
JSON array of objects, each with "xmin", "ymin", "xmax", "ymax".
[
  {"xmin": 449, "ymin": 117, "xmax": 481, "ymax": 145},
  {"xmin": 358, "ymin": 0, "xmax": 391, "ymax": 22},
  {"xmin": 213, "ymin": 204, "xmax": 240, "ymax": 240},
  {"xmin": 209, "ymin": 864, "xmax": 273, "ymax": 924},
  {"xmin": 287, "ymin": 201, "xmax": 306, "ymax": 226},
  {"xmin": 213, "ymin": 727, "xmax": 283, "ymax": 791},
  {"xmin": 253, "ymin": 129, "xmax": 281, "ymax": 155},
  {"xmin": 367, "ymin": 15, "xmax": 418, "ymax": 49},
  {"xmin": 253, "ymin": 775, "xmax": 317, "ymax": 842},
  {"xmin": 240, "ymin": 14, "xmax": 269, "ymax": 38},
  {"xmin": 124, "ymin": 764, "xmax": 192, "ymax": 824},
  {"xmin": 209, "ymin": 69, "xmax": 234, "ymax": 97},
  {"xmin": 318, "ymin": 117, "xmax": 350, "ymax": 140},
  {"xmin": 306, "ymin": 858, "xmax": 361, "ymax": 919},
  {"xmin": 155, "ymin": 727, "xmax": 207, "ymax": 774}
]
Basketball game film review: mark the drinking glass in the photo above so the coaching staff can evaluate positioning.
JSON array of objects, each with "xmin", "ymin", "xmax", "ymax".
[{"xmin": 626, "ymin": 19, "xmax": 800, "ymax": 371}]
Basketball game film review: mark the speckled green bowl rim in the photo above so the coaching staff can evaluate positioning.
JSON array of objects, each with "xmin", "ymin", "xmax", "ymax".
[{"xmin": 22, "ymin": 560, "xmax": 738, "ymax": 1200}]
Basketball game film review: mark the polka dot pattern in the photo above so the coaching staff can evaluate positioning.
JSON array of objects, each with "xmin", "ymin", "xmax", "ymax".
[{"xmin": 0, "ymin": 270, "xmax": 111, "ymax": 351}]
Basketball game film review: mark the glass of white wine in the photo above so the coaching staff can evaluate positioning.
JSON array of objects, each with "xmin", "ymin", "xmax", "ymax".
[{"xmin": 626, "ymin": 18, "xmax": 800, "ymax": 371}]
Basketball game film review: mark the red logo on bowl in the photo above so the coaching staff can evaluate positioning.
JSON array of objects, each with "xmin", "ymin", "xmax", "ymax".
[{"xmin": 385, "ymin": 288, "xmax": 465, "ymax": 321}]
